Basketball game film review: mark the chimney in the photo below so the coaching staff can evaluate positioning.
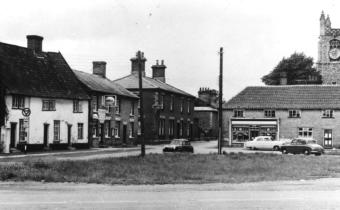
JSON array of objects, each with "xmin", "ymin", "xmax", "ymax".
[
  {"xmin": 279, "ymin": 72, "xmax": 287, "ymax": 85},
  {"xmin": 27, "ymin": 35, "xmax": 43, "ymax": 53},
  {"xmin": 93, "ymin": 61, "xmax": 107, "ymax": 78},
  {"xmin": 152, "ymin": 60, "xmax": 167, "ymax": 82},
  {"xmin": 198, "ymin": 87, "xmax": 218, "ymax": 106},
  {"xmin": 131, "ymin": 51, "xmax": 147, "ymax": 77}
]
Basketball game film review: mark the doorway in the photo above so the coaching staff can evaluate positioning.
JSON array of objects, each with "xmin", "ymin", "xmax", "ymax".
[
  {"xmin": 176, "ymin": 122, "xmax": 180, "ymax": 138},
  {"xmin": 43, "ymin": 124, "xmax": 49, "ymax": 148},
  {"xmin": 250, "ymin": 130, "xmax": 259, "ymax": 140},
  {"xmin": 123, "ymin": 124, "xmax": 127, "ymax": 144},
  {"xmin": 10, "ymin": 123, "xmax": 17, "ymax": 148},
  {"xmin": 67, "ymin": 124, "xmax": 72, "ymax": 146}
]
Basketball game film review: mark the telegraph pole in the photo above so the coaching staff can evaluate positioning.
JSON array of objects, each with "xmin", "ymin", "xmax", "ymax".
[
  {"xmin": 218, "ymin": 47, "xmax": 223, "ymax": 155},
  {"xmin": 138, "ymin": 51, "xmax": 146, "ymax": 157}
]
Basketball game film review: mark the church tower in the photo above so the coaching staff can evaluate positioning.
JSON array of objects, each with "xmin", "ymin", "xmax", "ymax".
[{"xmin": 317, "ymin": 11, "xmax": 340, "ymax": 84}]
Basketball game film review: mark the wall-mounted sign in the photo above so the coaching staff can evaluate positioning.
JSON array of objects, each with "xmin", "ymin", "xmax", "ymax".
[
  {"xmin": 98, "ymin": 108, "xmax": 106, "ymax": 124},
  {"xmin": 22, "ymin": 108, "xmax": 31, "ymax": 117}
]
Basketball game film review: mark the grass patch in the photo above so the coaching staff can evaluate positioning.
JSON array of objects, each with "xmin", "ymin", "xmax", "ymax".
[{"xmin": 1, "ymin": 153, "xmax": 340, "ymax": 184}]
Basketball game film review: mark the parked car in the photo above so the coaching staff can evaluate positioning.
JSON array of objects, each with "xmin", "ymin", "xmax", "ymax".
[
  {"xmin": 163, "ymin": 139, "xmax": 194, "ymax": 153},
  {"xmin": 280, "ymin": 138, "xmax": 324, "ymax": 156},
  {"xmin": 244, "ymin": 136, "xmax": 289, "ymax": 151}
]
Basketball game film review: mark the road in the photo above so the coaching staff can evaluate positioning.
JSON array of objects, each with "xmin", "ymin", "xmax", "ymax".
[{"xmin": 1, "ymin": 178, "xmax": 340, "ymax": 210}]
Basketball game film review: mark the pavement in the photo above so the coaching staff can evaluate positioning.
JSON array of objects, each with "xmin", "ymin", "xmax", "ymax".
[{"xmin": 1, "ymin": 178, "xmax": 340, "ymax": 209}]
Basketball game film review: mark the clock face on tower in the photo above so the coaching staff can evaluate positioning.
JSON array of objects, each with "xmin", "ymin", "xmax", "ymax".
[{"xmin": 329, "ymin": 48, "xmax": 340, "ymax": 60}]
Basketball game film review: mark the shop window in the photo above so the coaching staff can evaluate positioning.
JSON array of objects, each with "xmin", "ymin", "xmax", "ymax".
[{"xmin": 232, "ymin": 127, "xmax": 249, "ymax": 142}]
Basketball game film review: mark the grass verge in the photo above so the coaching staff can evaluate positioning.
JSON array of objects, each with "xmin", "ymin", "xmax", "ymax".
[{"xmin": 1, "ymin": 153, "xmax": 339, "ymax": 184}]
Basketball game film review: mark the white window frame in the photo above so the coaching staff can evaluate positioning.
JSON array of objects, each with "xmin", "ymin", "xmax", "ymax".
[
  {"xmin": 42, "ymin": 99, "xmax": 56, "ymax": 111},
  {"xmin": 73, "ymin": 100, "xmax": 83, "ymax": 113},
  {"xmin": 264, "ymin": 110, "xmax": 275, "ymax": 118},
  {"xmin": 288, "ymin": 110, "xmax": 301, "ymax": 118},
  {"xmin": 53, "ymin": 120, "xmax": 60, "ymax": 141},
  {"xmin": 298, "ymin": 127, "xmax": 313, "ymax": 138},
  {"xmin": 77, "ymin": 123, "xmax": 84, "ymax": 139},
  {"xmin": 12, "ymin": 95, "xmax": 25, "ymax": 109},
  {"xmin": 322, "ymin": 109, "xmax": 334, "ymax": 118},
  {"xmin": 233, "ymin": 109, "xmax": 244, "ymax": 118}
]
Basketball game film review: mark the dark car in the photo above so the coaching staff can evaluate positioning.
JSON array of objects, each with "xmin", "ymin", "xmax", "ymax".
[
  {"xmin": 280, "ymin": 138, "xmax": 324, "ymax": 156},
  {"xmin": 163, "ymin": 139, "xmax": 194, "ymax": 153}
]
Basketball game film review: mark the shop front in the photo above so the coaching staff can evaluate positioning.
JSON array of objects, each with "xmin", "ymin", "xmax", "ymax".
[{"xmin": 230, "ymin": 118, "xmax": 279, "ymax": 144}]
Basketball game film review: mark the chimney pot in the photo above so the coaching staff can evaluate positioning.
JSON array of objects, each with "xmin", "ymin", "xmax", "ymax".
[
  {"xmin": 161, "ymin": 60, "xmax": 164, "ymax": 65},
  {"xmin": 26, "ymin": 35, "xmax": 43, "ymax": 53},
  {"xmin": 152, "ymin": 59, "xmax": 167, "ymax": 83}
]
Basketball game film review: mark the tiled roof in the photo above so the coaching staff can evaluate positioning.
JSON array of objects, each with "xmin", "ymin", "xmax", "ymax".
[
  {"xmin": 73, "ymin": 70, "xmax": 138, "ymax": 99},
  {"xmin": 0, "ymin": 42, "xmax": 90, "ymax": 100},
  {"xmin": 223, "ymin": 85, "xmax": 340, "ymax": 110},
  {"xmin": 113, "ymin": 74, "xmax": 195, "ymax": 97}
]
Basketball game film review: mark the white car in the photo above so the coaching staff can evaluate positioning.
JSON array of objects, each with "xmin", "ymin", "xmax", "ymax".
[{"xmin": 244, "ymin": 136, "xmax": 288, "ymax": 151}]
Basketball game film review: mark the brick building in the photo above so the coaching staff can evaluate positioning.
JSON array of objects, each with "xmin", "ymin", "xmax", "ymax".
[
  {"xmin": 114, "ymin": 52, "xmax": 196, "ymax": 143},
  {"xmin": 223, "ymin": 85, "xmax": 340, "ymax": 148},
  {"xmin": 317, "ymin": 11, "xmax": 340, "ymax": 84},
  {"xmin": 193, "ymin": 87, "xmax": 218, "ymax": 140},
  {"xmin": 74, "ymin": 62, "xmax": 139, "ymax": 147}
]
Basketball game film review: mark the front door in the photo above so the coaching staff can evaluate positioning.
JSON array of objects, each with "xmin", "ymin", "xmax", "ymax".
[
  {"xmin": 67, "ymin": 124, "xmax": 72, "ymax": 146},
  {"xmin": 324, "ymin": 129, "xmax": 333, "ymax": 148},
  {"xmin": 10, "ymin": 123, "xmax": 17, "ymax": 148},
  {"xmin": 123, "ymin": 125, "xmax": 127, "ymax": 144},
  {"xmin": 43, "ymin": 124, "xmax": 49, "ymax": 147}
]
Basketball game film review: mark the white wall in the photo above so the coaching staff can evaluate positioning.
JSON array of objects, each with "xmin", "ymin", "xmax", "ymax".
[{"xmin": 1, "ymin": 95, "xmax": 89, "ymax": 153}]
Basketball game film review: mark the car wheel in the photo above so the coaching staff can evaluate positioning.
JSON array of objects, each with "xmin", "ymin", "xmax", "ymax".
[
  {"xmin": 304, "ymin": 149, "xmax": 311, "ymax": 155},
  {"xmin": 282, "ymin": 148, "xmax": 288, "ymax": 154},
  {"xmin": 273, "ymin": 146, "xmax": 280, "ymax": 151}
]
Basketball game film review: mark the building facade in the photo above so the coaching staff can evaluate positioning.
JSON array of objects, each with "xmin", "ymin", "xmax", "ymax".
[
  {"xmin": 193, "ymin": 87, "xmax": 218, "ymax": 140},
  {"xmin": 0, "ymin": 35, "xmax": 90, "ymax": 153},
  {"xmin": 74, "ymin": 62, "xmax": 139, "ymax": 147},
  {"xmin": 317, "ymin": 11, "xmax": 340, "ymax": 84},
  {"xmin": 114, "ymin": 52, "xmax": 196, "ymax": 143},
  {"xmin": 223, "ymin": 86, "xmax": 340, "ymax": 148}
]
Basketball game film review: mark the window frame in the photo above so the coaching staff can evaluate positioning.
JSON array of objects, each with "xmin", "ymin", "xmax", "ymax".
[
  {"xmin": 42, "ymin": 99, "xmax": 56, "ymax": 111},
  {"xmin": 53, "ymin": 120, "xmax": 60, "ymax": 141},
  {"xmin": 298, "ymin": 127, "xmax": 313, "ymax": 138},
  {"xmin": 233, "ymin": 109, "xmax": 244, "ymax": 118},
  {"xmin": 73, "ymin": 100, "xmax": 83, "ymax": 113},
  {"xmin": 77, "ymin": 123, "xmax": 84, "ymax": 139},
  {"xmin": 322, "ymin": 109, "xmax": 334, "ymax": 118},
  {"xmin": 12, "ymin": 95, "xmax": 25, "ymax": 109},
  {"xmin": 264, "ymin": 110, "xmax": 275, "ymax": 118},
  {"xmin": 288, "ymin": 110, "xmax": 301, "ymax": 118}
]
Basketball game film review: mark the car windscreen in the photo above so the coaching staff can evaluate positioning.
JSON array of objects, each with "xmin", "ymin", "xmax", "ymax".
[{"xmin": 307, "ymin": 140, "xmax": 317, "ymax": 144}]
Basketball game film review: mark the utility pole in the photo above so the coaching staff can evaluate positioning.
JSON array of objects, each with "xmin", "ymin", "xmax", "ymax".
[
  {"xmin": 138, "ymin": 51, "xmax": 146, "ymax": 157},
  {"xmin": 218, "ymin": 47, "xmax": 223, "ymax": 155}
]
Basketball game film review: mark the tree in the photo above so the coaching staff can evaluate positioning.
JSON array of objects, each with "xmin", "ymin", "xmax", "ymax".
[{"xmin": 262, "ymin": 52, "xmax": 322, "ymax": 85}]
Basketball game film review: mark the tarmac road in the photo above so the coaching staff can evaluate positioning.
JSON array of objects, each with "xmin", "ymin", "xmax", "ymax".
[{"xmin": 1, "ymin": 178, "xmax": 340, "ymax": 210}]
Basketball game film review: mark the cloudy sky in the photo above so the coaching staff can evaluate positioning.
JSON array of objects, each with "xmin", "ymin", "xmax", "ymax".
[{"xmin": 1, "ymin": 0, "xmax": 339, "ymax": 100}]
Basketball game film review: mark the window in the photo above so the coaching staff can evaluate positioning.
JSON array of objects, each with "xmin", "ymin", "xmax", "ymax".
[
  {"xmin": 180, "ymin": 99, "xmax": 184, "ymax": 113},
  {"xmin": 138, "ymin": 120, "xmax": 141, "ymax": 135},
  {"xmin": 115, "ymin": 98, "xmax": 121, "ymax": 114},
  {"xmin": 19, "ymin": 119, "xmax": 26, "ymax": 141},
  {"xmin": 114, "ymin": 121, "xmax": 120, "ymax": 138},
  {"xmin": 186, "ymin": 121, "xmax": 190, "ymax": 136},
  {"xmin": 187, "ymin": 99, "xmax": 191, "ymax": 114},
  {"xmin": 264, "ymin": 110, "xmax": 275, "ymax": 118},
  {"xmin": 158, "ymin": 119, "xmax": 165, "ymax": 137},
  {"xmin": 298, "ymin": 127, "xmax": 313, "ymax": 138},
  {"xmin": 92, "ymin": 96, "xmax": 98, "ymax": 112},
  {"xmin": 129, "ymin": 122, "xmax": 134, "ymax": 138},
  {"xmin": 42, "ymin": 100, "xmax": 56, "ymax": 111},
  {"xmin": 180, "ymin": 120, "xmax": 184, "ymax": 137},
  {"xmin": 92, "ymin": 124, "xmax": 97, "ymax": 137},
  {"xmin": 73, "ymin": 100, "xmax": 83, "ymax": 113},
  {"xmin": 288, "ymin": 110, "xmax": 301, "ymax": 118},
  {"xmin": 105, "ymin": 95, "xmax": 116, "ymax": 113},
  {"xmin": 12, "ymin": 95, "xmax": 25, "ymax": 109},
  {"xmin": 77, "ymin": 123, "xmax": 84, "ymax": 139},
  {"xmin": 169, "ymin": 119, "xmax": 175, "ymax": 137},
  {"xmin": 104, "ymin": 121, "xmax": 110, "ymax": 137},
  {"xmin": 170, "ymin": 95, "xmax": 174, "ymax": 111},
  {"xmin": 53, "ymin": 120, "xmax": 60, "ymax": 141},
  {"xmin": 233, "ymin": 110, "xmax": 244, "ymax": 118},
  {"xmin": 324, "ymin": 129, "xmax": 332, "ymax": 148},
  {"xmin": 159, "ymin": 94, "xmax": 164, "ymax": 110},
  {"xmin": 322, "ymin": 109, "xmax": 334, "ymax": 118},
  {"xmin": 130, "ymin": 101, "xmax": 135, "ymax": 116}
]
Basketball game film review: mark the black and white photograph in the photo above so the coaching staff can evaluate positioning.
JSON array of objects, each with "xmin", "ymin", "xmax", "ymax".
[{"xmin": 1, "ymin": 0, "xmax": 340, "ymax": 209}]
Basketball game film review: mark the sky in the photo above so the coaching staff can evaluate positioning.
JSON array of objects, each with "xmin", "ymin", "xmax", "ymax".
[{"xmin": 1, "ymin": 0, "xmax": 339, "ymax": 100}]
